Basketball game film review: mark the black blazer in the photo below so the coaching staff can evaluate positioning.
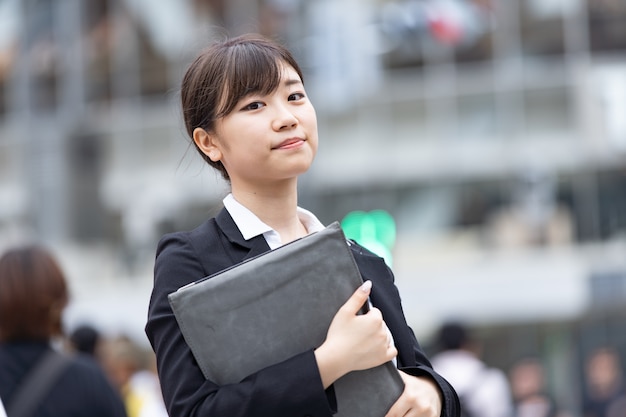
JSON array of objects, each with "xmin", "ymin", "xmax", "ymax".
[{"xmin": 145, "ymin": 208, "xmax": 459, "ymax": 417}]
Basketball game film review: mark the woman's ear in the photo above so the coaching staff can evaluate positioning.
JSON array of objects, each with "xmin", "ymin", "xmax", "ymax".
[{"xmin": 193, "ymin": 127, "xmax": 223, "ymax": 162}]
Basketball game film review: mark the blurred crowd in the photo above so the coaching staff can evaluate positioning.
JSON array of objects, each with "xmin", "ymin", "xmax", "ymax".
[
  {"xmin": 430, "ymin": 321, "xmax": 626, "ymax": 417},
  {"xmin": 2, "ymin": 242, "xmax": 626, "ymax": 417},
  {"xmin": 66, "ymin": 325, "xmax": 168, "ymax": 417}
]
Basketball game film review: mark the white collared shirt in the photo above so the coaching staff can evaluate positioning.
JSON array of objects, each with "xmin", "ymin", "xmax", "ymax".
[
  {"xmin": 0, "ymin": 397, "xmax": 7, "ymax": 417},
  {"xmin": 223, "ymin": 193, "xmax": 325, "ymax": 249}
]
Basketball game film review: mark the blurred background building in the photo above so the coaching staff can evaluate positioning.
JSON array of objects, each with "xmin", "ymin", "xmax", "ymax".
[{"xmin": 0, "ymin": 0, "xmax": 625, "ymax": 414}]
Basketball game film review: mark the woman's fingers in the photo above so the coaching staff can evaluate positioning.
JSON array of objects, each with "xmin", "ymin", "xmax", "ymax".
[
  {"xmin": 338, "ymin": 280, "xmax": 372, "ymax": 317},
  {"xmin": 316, "ymin": 280, "xmax": 398, "ymax": 387}
]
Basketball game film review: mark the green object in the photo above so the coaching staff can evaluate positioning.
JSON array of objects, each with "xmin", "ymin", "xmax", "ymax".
[{"xmin": 341, "ymin": 210, "xmax": 396, "ymax": 266}]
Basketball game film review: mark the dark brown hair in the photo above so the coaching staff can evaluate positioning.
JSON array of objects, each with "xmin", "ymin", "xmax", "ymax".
[
  {"xmin": 0, "ymin": 245, "xmax": 69, "ymax": 342},
  {"xmin": 181, "ymin": 33, "xmax": 304, "ymax": 180}
]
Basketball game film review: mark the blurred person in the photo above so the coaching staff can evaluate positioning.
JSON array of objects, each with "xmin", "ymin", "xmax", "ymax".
[
  {"xmin": 145, "ymin": 33, "xmax": 460, "ymax": 417},
  {"xmin": 431, "ymin": 321, "xmax": 513, "ymax": 417},
  {"xmin": 0, "ymin": 244, "xmax": 127, "ymax": 417},
  {"xmin": 583, "ymin": 346, "xmax": 626, "ymax": 417},
  {"xmin": 99, "ymin": 335, "xmax": 167, "ymax": 417},
  {"xmin": 66, "ymin": 323, "xmax": 102, "ymax": 357},
  {"xmin": 509, "ymin": 356, "xmax": 563, "ymax": 417}
]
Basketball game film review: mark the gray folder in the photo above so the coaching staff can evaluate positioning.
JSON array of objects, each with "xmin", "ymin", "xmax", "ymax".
[{"xmin": 168, "ymin": 221, "xmax": 404, "ymax": 417}]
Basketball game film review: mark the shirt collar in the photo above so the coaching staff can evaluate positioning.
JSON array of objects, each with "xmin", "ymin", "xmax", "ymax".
[{"xmin": 223, "ymin": 193, "xmax": 325, "ymax": 246}]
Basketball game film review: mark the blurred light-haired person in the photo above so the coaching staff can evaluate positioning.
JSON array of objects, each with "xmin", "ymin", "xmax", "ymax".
[{"xmin": 432, "ymin": 321, "xmax": 513, "ymax": 417}]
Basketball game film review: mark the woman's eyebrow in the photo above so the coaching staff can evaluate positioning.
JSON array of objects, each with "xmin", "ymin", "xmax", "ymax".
[{"xmin": 283, "ymin": 78, "xmax": 303, "ymax": 87}]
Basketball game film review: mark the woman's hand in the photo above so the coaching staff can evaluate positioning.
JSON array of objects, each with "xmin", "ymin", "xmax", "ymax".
[
  {"xmin": 385, "ymin": 371, "xmax": 443, "ymax": 417},
  {"xmin": 314, "ymin": 280, "xmax": 397, "ymax": 388}
]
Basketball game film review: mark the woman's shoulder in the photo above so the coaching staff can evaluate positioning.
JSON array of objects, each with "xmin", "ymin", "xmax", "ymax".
[
  {"xmin": 347, "ymin": 240, "xmax": 380, "ymax": 258},
  {"xmin": 156, "ymin": 217, "xmax": 222, "ymax": 259},
  {"xmin": 158, "ymin": 217, "xmax": 219, "ymax": 245},
  {"xmin": 153, "ymin": 215, "xmax": 235, "ymax": 293},
  {"xmin": 348, "ymin": 240, "xmax": 394, "ymax": 277}
]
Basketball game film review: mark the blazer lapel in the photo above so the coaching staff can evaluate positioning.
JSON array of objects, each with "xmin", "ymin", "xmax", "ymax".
[{"xmin": 215, "ymin": 208, "xmax": 271, "ymax": 262}]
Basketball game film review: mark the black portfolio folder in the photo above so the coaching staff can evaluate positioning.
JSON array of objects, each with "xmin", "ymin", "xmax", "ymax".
[{"xmin": 168, "ymin": 222, "xmax": 404, "ymax": 416}]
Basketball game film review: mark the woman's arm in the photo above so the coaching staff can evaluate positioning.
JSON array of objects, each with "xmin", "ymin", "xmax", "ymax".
[{"xmin": 350, "ymin": 244, "xmax": 460, "ymax": 417}]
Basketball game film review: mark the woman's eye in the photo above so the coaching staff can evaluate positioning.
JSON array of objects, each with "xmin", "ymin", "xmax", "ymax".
[
  {"xmin": 243, "ymin": 101, "xmax": 264, "ymax": 111},
  {"xmin": 288, "ymin": 92, "xmax": 305, "ymax": 101}
]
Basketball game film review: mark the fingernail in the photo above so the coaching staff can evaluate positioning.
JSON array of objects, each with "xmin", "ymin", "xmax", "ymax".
[{"xmin": 360, "ymin": 280, "xmax": 372, "ymax": 292}]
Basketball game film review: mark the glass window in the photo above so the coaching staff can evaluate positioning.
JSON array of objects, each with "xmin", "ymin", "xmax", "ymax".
[
  {"xmin": 323, "ymin": 109, "xmax": 360, "ymax": 143},
  {"xmin": 455, "ymin": 180, "xmax": 504, "ymax": 227},
  {"xmin": 456, "ymin": 92, "xmax": 498, "ymax": 140},
  {"xmin": 596, "ymin": 169, "xmax": 626, "ymax": 239},
  {"xmin": 520, "ymin": 0, "xmax": 566, "ymax": 57},
  {"xmin": 138, "ymin": 33, "xmax": 170, "ymax": 97},
  {"xmin": 84, "ymin": 0, "xmax": 113, "ymax": 103},
  {"xmin": 587, "ymin": 0, "xmax": 626, "ymax": 52},
  {"xmin": 524, "ymin": 87, "xmax": 573, "ymax": 136},
  {"xmin": 0, "ymin": 142, "xmax": 11, "ymax": 178},
  {"xmin": 0, "ymin": 61, "xmax": 7, "ymax": 116},
  {"xmin": 0, "ymin": 14, "xmax": 17, "ymax": 117},
  {"xmin": 390, "ymin": 99, "xmax": 429, "ymax": 141},
  {"xmin": 24, "ymin": 0, "xmax": 59, "ymax": 111},
  {"xmin": 84, "ymin": 0, "xmax": 172, "ymax": 102},
  {"xmin": 0, "ymin": 0, "xmax": 17, "ymax": 117}
]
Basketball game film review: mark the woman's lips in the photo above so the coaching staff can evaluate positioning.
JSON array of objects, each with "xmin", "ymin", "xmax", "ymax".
[{"xmin": 273, "ymin": 138, "xmax": 305, "ymax": 150}]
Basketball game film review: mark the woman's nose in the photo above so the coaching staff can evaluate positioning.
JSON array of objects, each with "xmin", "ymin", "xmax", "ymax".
[{"xmin": 272, "ymin": 105, "xmax": 298, "ymax": 130}]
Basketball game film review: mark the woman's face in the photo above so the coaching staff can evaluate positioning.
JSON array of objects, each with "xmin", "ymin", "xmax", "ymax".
[{"xmin": 207, "ymin": 64, "xmax": 318, "ymax": 189}]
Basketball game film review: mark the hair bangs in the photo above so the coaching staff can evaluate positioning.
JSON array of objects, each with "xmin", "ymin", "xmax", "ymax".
[{"xmin": 216, "ymin": 42, "xmax": 284, "ymax": 118}]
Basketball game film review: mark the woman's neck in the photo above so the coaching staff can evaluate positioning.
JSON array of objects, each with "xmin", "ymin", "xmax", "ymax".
[{"xmin": 231, "ymin": 181, "xmax": 308, "ymax": 243}]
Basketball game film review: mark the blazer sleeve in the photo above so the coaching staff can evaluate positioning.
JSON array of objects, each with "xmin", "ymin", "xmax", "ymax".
[
  {"xmin": 398, "ymin": 330, "xmax": 461, "ymax": 417},
  {"xmin": 145, "ymin": 230, "xmax": 336, "ymax": 417},
  {"xmin": 351, "ymin": 243, "xmax": 461, "ymax": 417}
]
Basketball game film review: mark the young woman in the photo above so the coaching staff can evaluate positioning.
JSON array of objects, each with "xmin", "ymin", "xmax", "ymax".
[{"xmin": 145, "ymin": 33, "xmax": 460, "ymax": 417}]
